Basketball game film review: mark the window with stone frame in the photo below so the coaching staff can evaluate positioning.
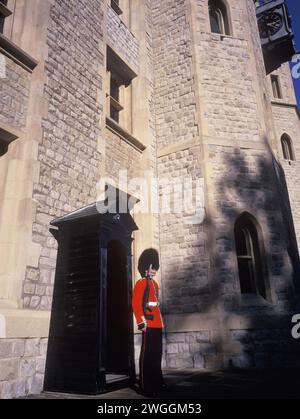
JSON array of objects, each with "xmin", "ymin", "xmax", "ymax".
[
  {"xmin": 271, "ymin": 75, "xmax": 282, "ymax": 99},
  {"xmin": 0, "ymin": 0, "xmax": 12, "ymax": 34},
  {"xmin": 234, "ymin": 213, "xmax": 267, "ymax": 300},
  {"xmin": 281, "ymin": 134, "xmax": 295, "ymax": 161},
  {"xmin": 106, "ymin": 46, "xmax": 135, "ymax": 131},
  {"xmin": 208, "ymin": 0, "xmax": 231, "ymax": 36}
]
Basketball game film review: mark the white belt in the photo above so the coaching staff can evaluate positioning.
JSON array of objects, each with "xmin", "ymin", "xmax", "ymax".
[{"xmin": 146, "ymin": 301, "xmax": 159, "ymax": 307}]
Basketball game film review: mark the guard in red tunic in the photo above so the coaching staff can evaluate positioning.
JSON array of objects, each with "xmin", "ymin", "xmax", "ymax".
[{"xmin": 132, "ymin": 249, "xmax": 165, "ymax": 397}]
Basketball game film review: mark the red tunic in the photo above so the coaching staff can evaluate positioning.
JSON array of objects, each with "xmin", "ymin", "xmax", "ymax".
[{"xmin": 132, "ymin": 278, "xmax": 164, "ymax": 329}]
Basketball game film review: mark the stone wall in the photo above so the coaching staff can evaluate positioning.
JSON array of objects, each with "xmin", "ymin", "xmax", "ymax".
[
  {"xmin": 22, "ymin": 0, "xmax": 105, "ymax": 311},
  {"xmin": 271, "ymin": 81, "xmax": 300, "ymax": 250},
  {"xmin": 206, "ymin": 145, "xmax": 293, "ymax": 311},
  {"xmin": 1, "ymin": 0, "xmax": 300, "ymax": 401},
  {"xmin": 0, "ymin": 338, "xmax": 47, "ymax": 399},
  {"xmin": 134, "ymin": 326, "xmax": 300, "ymax": 373},
  {"xmin": 273, "ymin": 108, "xmax": 300, "ymax": 244},
  {"xmin": 151, "ymin": 0, "xmax": 209, "ymax": 315},
  {"xmin": 105, "ymin": 129, "xmax": 143, "ymax": 183},
  {"xmin": 229, "ymin": 327, "xmax": 300, "ymax": 369},
  {"xmin": 145, "ymin": 0, "xmax": 160, "ymax": 249},
  {"xmin": 0, "ymin": 53, "xmax": 31, "ymax": 129},
  {"xmin": 196, "ymin": 0, "xmax": 262, "ymax": 142},
  {"xmin": 149, "ymin": 0, "xmax": 299, "ymax": 372},
  {"xmin": 192, "ymin": 0, "xmax": 295, "ymax": 309},
  {"xmin": 151, "ymin": 0, "xmax": 198, "ymax": 150},
  {"xmin": 157, "ymin": 147, "xmax": 209, "ymax": 314},
  {"xmin": 269, "ymin": 63, "xmax": 297, "ymax": 104},
  {"xmin": 107, "ymin": 5, "xmax": 139, "ymax": 73}
]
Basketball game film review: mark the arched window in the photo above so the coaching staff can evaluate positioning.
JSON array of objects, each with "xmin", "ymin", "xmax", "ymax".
[
  {"xmin": 208, "ymin": 0, "xmax": 230, "ymax": 35},
  {"xmin": 281, "ymin": 134, "xmax": 295, "ymax": 161},
  {"xmin": 234, "ymin": 213, "xmax": 267, "ymax": 299}
]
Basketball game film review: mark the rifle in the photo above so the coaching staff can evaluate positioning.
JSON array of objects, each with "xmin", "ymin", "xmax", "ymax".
[{"xmin": 142, "ymin": 264, "xmax": 154, "ymax": 321}]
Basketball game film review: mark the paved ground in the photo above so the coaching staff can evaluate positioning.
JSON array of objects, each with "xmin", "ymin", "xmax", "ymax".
[{"xmin": 24, "ymin": 368, "xmax": 300, "ymax": 399}]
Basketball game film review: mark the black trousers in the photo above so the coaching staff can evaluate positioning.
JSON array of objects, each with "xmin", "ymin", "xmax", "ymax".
[{"xmin": 139, "ymin": 328, "xmax": 164, "ymax": 394}]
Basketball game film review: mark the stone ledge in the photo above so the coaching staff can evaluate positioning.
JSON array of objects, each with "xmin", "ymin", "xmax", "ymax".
[
  {"xmin": 158, "ymin": 138, "xmax": 199, "ymax": 158},
  {"xmin": 202, "ymin": 135, "xmax": 266, "ymax": 150},
  {"xmin": 0, "ymin": 309, "xmax": 50, "ymax": 339},
  {"xmin": 106, "ymin": 117, "xmax": 146, "ymax": 152},
  {"xmin": 0, "ymin": 33, "xmax": 38, "ymax": 73}
]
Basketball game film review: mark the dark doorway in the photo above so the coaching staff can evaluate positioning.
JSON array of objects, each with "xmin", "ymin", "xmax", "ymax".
[{"xmin": 106, "ymin": 240, "xmax": 130, "ymax": 382}]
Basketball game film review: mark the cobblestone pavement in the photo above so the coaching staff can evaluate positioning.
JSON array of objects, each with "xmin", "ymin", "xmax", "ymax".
[{"xmin": 22, "ymin": 368, "xmax": 300, "ymax": 399}]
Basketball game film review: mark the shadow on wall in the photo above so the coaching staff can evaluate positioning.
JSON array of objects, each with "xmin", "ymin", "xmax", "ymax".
[{"xmin": 160, "ymin": 134, "xmax": 300, "ymax": 370}]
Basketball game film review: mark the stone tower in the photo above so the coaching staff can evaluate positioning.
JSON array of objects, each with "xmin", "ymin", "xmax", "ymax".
[
  {"xmin": 153, "ymin": 0, "xmax": 300, "ymax": 370},
  {"xmin": 0, "ymin": 0, "xmax": 299, "ymax": 398}
]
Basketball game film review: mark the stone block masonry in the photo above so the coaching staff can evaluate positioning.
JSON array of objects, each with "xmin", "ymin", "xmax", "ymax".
[
  {"xmin": 107, "ymin": 5, "xmax": 139, "ymax": 73},
  {"xmin": 151, "ymin": 0, "xmax": 209, "ymax": 315},
  {"xmin": 1, "ymin": 0, "xmax": 300, "ymax": 399},
  {"xmin": 134, "ymin": 327, "xmax": 300, "ymax": 373},
  {"xmin": 151, "ymin": 0, "xmax": 198, "ymax": 150},
  {"xmin": 105, "ymin": 128, "xmax": 143, "ymax": 183},
  {"xmin": 272, "ymin": 104, "xmax": 300, "ymax": 250},
  {"xmin": 0, "ymin": 54, "xmax": 31, "ymax": 129},
  {"xmin": 207, "ymin": 145, "xmax": 294, "ymax": 309},
  {"xmin": 157, "ymin": 147, "xmax": 209, "ymax": 315},
  {"xmin": 196, "ymin": 0, "xmax": 262, "ymax": 143},
  {"xmin": 0, "ymin": 338, "xmax": 48, "ymax": 399},
  {"xmin": 23, "ymin": 0, "xmax": 105, "ymax": 310}
]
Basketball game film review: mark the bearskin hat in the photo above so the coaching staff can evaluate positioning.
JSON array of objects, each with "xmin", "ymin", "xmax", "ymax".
[{"xmin": 138, "ymin": 248, "xmax": 160, "ymax": 276}]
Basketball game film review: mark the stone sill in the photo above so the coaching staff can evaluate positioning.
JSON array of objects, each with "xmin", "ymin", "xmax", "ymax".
[
  {"xmin": 203, "ymin": 32, "xmax": 241, "ymax": 42},
  {"xmin": 271, "ymin": 100, "xmax": 298, "ymax": 107},
  {"xmin": 282, "ymin": 159, "xmax": 296, "ymax": 166},
  {"xmin": 0, "ymin": 309, "xmax": 50, "ymax": 339},
  {"xmin": 271, "ymin": 101, "xmax": 300, "ymax": 119},
  {"xmin": 0, "ymin": 33, "xmax": 38, "ymax": 73},
  {"xmin": 106, "ymin": 116, "xmax": 146, "ymax": 153}
]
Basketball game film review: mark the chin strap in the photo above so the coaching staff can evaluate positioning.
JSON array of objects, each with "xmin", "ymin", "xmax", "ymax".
[{"xmin": 142, "ymin": 264, "xmax": 154, "ymax": 321}]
